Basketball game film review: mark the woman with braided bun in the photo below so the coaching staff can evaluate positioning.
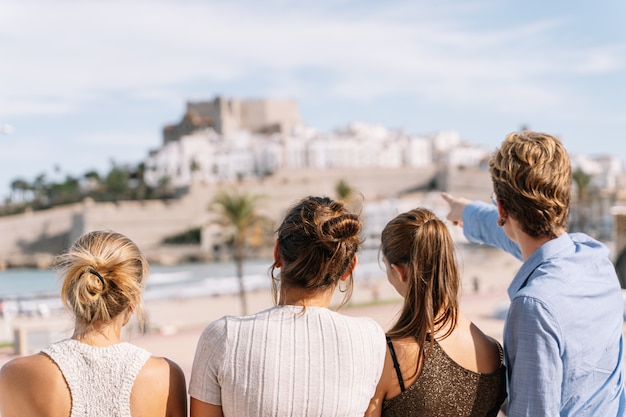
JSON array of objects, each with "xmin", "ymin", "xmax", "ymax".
[
  {"xmin": 365, "ymin": 208, "xmax": 506, "ymax": 417},
  {"xmin": 189, "ymin": 196, "xmax": 386, "ymax": 417},
  {"xmin": 0, "ymin": 230, "xmax": 187, "ymax": 417}
]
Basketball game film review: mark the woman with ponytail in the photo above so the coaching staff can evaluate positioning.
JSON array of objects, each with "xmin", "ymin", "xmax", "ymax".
[
  {"xmin": 365, "ymin": 208, "xmax": 506, "ymax": 417},
  {"xmin": 0, "ymin": 230, "xmax": 187, "ymax": 417}
]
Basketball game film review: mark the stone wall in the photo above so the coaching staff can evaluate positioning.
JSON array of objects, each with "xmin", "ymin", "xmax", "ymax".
[{"xmin": 0, "ymin": 166, "xmax": 494, "ymax": 269}]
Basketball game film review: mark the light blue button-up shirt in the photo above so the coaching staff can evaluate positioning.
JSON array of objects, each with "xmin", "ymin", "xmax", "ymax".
[{"xmin": 463, "ymin": 201, "xmax": 625, "ymax": 417}]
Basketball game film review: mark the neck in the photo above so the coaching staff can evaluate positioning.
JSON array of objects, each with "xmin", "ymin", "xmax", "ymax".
[
  {"xmin": 72, "ymin": 314, "xmax": 127, "ymax": 347},
  {"xmin": 279, "ymin": 286, "xmax": 335, "ymax": 308},
  {"xmin": 516, "ymin": 230, "xmax": 562, "ymax": 260},
  {"xmin": 508, "ymin": 217, "xmax": 563, "ymax": 260}
]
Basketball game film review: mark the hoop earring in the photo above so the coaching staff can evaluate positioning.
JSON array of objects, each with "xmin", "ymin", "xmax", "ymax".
[{"xmin": 338, "ymin": 279, "xmax": 348, "ymax": 293}]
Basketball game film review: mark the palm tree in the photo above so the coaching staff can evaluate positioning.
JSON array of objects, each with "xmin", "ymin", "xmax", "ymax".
[
  {"xmin": 336, "ymin": 179, "xmax": 353, "ymax": 202},
  {"xmin": 572, "ymin": 168, "xmax": 592, "ymax": 232},
  {"xmin": 10, "ymin": 178, "xmax": 30, "ymax": 203},
  {"xmin": 211, "ymin": 190, "xmax": 264, "ymax": 315},
  {"xmin": 336, "ymin": 178, "xmax": 362, "ymax": 212},
  {"xmin": 26, "ymin": 173, "xmax": 51, "ymax": 209}
]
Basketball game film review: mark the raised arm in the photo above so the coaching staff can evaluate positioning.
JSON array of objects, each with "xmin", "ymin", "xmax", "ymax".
[{"xmin": 441, "ymin": 192, "xmax": 471, "ymax": 227}]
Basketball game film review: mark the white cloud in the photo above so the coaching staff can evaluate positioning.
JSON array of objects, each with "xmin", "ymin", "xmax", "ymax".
[
  {"xmin": 2, "ymin": 0, "xmax": 623, "ymax": 119},
  {"xmin": 571, "ymin": 45, "xmax": 626, "ymax": 74}
]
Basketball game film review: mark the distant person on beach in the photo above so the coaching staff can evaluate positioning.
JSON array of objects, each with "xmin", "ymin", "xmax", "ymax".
[
  {"xmin": 443, "ymin": 130, "xmax": 625, "ymax": 416},
  {"xmin": 0, "ymin": 230, "xmax": 187, "ymax": 417},
  {"xmin": 189, "ymin": 196, "xmax": 386, "ymax": 417},
  {"xmin": 365, "ymin": 208, "xmax": 506, "ymax": 417}
]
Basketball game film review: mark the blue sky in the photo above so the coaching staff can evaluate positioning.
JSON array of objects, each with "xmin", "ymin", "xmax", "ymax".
[{"xmin": 1, "ymin": 0, "xmax": 625, "ymax": 199}]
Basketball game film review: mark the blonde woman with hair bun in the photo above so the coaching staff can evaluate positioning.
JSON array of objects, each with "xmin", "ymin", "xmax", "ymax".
[{"xmin": 0, "ymin": 230, "xmax": 187, "ymax": 417}]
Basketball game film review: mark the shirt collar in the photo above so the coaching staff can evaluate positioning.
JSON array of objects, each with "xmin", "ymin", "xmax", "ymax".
[{"xmin": 507, "ymin": 233, "xmax": 574, "ymax": 299}]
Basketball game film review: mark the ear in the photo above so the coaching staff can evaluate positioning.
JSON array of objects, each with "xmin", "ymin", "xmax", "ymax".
[
  {"xmin": 273, "ymin": 240, "xmax": 281, "ymax": 267},
  {"xmin": 391, "ymin": 263, "xmax": 408, "ymax": 282},
  {"xmin": 497, "ymin": 199, "xmax": 508, "ymax": 221},
  {"xmin": 340, "ymin": 254, "xmax": 358, "ymax": 281}
]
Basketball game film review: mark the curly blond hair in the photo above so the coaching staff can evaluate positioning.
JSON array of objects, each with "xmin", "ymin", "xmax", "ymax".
[{"xmin": 489, "ymin": 130, "xmax": 571, "ymax": 238}]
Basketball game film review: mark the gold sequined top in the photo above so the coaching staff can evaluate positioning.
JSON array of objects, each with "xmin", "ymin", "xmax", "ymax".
[{"xmin": 382, "ymin": 340, "xmax": 507, "ymax": 417}]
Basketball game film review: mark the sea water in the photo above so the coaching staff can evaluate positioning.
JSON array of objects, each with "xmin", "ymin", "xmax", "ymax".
[
  {"xmin": 0, "ymin": 259, "xmax": 275, "ymax": 299},
  {"xmin": 0, "ymin": 250, "xmax": 384, "ymax": 315}
]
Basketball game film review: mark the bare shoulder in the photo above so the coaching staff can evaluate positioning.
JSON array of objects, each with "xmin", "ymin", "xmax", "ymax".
[
  {"xmin": 437, "ymin": 315, "xmax": 503, "ymax": 374},
  {"xmin": 139, "ymin": 356, "xmax": 186, "ymax": 382},
  {"xmin": 135, "ymin": 356, "xmax": 177, "ymax": 392},
  {"xmin": 387, "ymin": 336, "xmax": 419, "ymax": 360},
  {"xmin": 1, "ymin": 353, "xmax": 60, "ymax": 384},
  {"xmin": 468, "ymin": 322, "xmax": 503, "ymax": 368},
  {"xmin": 381, "ymin": 336, "xmax": 419, "ymax": 396},
  {"xmin": 0, "ymin": 353, "xmax": 70, "ymax": 417},
  {"xmin": 132, "ymin": 356, "xmax": 187, "ymax": 417}
]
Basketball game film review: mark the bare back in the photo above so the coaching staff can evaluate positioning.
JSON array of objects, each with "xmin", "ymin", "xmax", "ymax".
[
  {"xmin": 365, "ymin": 313, "xmax": 506, "ymax": 416},
  {"xmin": 436, "ymin": 314, "xmax": 503, "ymax": 377},
  {"xmin": 387, "ymin": 314, "xmax": 502, "ymax": 398}
]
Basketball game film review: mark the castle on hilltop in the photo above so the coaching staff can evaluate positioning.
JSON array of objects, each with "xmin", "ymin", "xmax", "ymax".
[
  {"xmin": 146, "ymin": 96, "xmax": 478, "ymax": 191},
  {"xmin": 162, "ymin": 96, "xmax": 300, "ymax": 144}
]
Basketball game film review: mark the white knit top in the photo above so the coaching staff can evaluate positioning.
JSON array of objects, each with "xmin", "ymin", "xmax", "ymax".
[
  {"xmin": 189, "ymin": 305, "xmax": 386, "ymax": 417},
  {"xmin": 42, "ymin": 339, "xmax": 151, "ymax": 417}
]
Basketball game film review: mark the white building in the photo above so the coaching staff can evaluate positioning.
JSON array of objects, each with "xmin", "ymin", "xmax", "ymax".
[
  {"xmin": 143, "ymin": 122, "xmax": 450, "ymax": 189},
  {"xmin": 571, "ymin": 154, "xmax": 623, "ymax": 191},
  {"xmin": 145, "ymin": 129, "xmax": 257, "ymax": 188},
  {"xmin": 446, "ymin": 144, "xmax": 490, "ymax": 168},
  {"xmin": 431, "ymin": 130, "xmax": 461, "ymax": 158}
]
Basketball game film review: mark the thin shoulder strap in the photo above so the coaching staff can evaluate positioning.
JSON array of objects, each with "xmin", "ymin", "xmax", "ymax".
[
  {"xmin": 495, "ymin": 338, "xmax": 504, "ymax": 365},
  {"xmin": 386, "ymin": 336, "xmax": 406, "ymax": 392}
]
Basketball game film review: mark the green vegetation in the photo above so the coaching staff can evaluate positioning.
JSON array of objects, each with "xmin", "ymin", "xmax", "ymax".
[
  {"xmin": 572, "ymin": 168, "xmax": 592, "ymax": 232},
  {"xmin": 1, "ymin": 162, "xmax": 175, "ymax": 217},
  {"xmin": 163, "ymin": 228, "xmax": 201, "ymax": 244},
  {"xmin": 335, "ymin": 179, "xmax": 353, "ymax": 201}
]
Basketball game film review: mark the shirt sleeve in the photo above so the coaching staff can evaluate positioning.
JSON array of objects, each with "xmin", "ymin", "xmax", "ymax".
[
  {"xmin": 462, "ymin": 201, "xmax": 522, "ymax": 261},
  {"xmin": 188, "ymin": 317, "xmax": 229, "ymax": 405},
  {"xmin": 505, "ymin": 296, "xmax": 562, "ymax": 417}
]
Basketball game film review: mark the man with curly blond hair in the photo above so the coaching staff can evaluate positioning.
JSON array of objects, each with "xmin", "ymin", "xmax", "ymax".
[{"xmin": 444, "ymin": 131, "xmax": 625, "ymax": 416}]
